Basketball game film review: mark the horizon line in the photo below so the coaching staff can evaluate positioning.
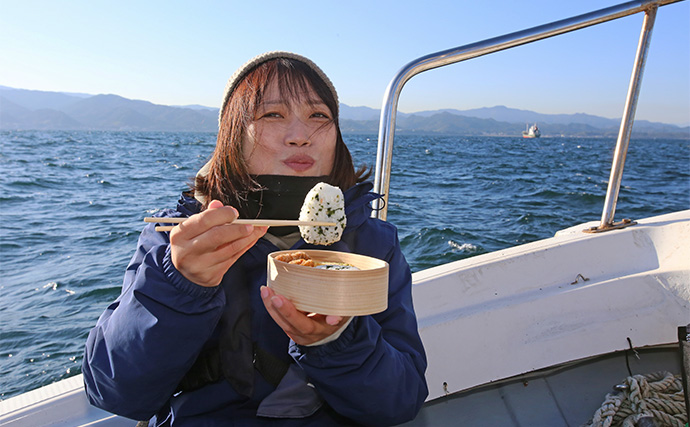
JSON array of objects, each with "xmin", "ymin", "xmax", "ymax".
[{"xmin": 1, "ymin": 84, "xmax": 688, "ymax": 128}]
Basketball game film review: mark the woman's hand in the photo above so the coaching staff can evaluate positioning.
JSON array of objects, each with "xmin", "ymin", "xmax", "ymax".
[
  {"xmin": 170, "ymin": 200, "xmax": 268, "ymax": 287},
  {"xmin": 260, "ymin": 285, "xmax": 350, "ymax": 346}
]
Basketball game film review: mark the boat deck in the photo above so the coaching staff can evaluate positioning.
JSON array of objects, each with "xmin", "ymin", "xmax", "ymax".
[{"xmin": 403, "ymin": 346, "xmax": 682, "ymax": 426}]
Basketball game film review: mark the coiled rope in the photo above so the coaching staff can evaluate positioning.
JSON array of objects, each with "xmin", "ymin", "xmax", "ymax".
[{"xmin": 586, "ymin": 371, "xmax": 687, "ymax": 427}]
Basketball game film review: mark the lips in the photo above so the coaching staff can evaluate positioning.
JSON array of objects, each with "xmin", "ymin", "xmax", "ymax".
[{"xmin": 283, "ymin": 155, "xmax": 315, "ymax": 172}]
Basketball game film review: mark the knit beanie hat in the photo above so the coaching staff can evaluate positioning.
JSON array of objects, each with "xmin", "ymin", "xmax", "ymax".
[{"xmin": 218, "ymin": 51, "xmax": 339, "ymax": 127}]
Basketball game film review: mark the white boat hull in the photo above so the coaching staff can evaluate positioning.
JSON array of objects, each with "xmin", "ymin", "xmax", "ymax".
[
  {"xmin": 0, "ymin": 374, "xmax": 122, "ymax": 426},
  {"xmin": 412, "ymin": 210, "xmax": 689, "ymax": 403}
]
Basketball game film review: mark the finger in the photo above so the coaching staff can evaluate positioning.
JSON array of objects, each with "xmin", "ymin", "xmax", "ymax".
[
  {"xmin": 174, "ymin": 215, "xmax": 255, "ymax": 256},
  {"xmin": 208, "ymin": 226, "xmax": 268, "ymax": 269},
  {"xmin": 260, "ymin": 288, "xmax": 344, "ymax": 346},
  {"xmin": 325, "ymin": 315, "xmax": 343, "ymax": 326},
  {"xmin": 170, "ymin": 217, "xmax": 262, "ymax": 285},
  {"xmin": 207, "ymin": 199, "xmax": 224, "ymax": 209},
  {"xmin": 260, "ymin": 287, "xmax": 302, "ymax": 334},
  {"xmin": 299, "ymin": 313, "xmax": 346, "ymax": 327},
  {"xmin": 171, "ymin": 229, "xmax": 265, "ymax": 288},
  {"xmin": 184, "ymin": 225, "xmax": 268, "ymax": 275},
  {"xmin": 259, "ymin": 286, "xmax": 347, "ymax": 337},
  {"xmin": 198, "ymin": 223, "xmax": 255, "ymax": 253},
  {"xmin": 175, "ymin": 202, "xmax": 239, "ymax": 239}
]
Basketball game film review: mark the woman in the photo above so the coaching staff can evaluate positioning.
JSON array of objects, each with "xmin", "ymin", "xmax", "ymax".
[{"xmin": 83, "ymin": 51, "xmax": 428, "ymax": 426}]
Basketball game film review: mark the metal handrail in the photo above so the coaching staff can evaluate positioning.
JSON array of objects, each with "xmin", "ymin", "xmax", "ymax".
[
  {"xmin": 593, "ymin": 5, "xmax": 657, "ymax": 232},
  {"xmin": 372, "ymin": 0, "xmax": 683, "ymax": 227}
]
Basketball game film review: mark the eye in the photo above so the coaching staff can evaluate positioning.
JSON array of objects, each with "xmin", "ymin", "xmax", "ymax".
[
  {"xmin": 260, "ymin": 112, "xmax": 283, "ymax": 119},
  {"xmin": 311, "ymin": 111, "xmax": 331, "ymax": 120}
]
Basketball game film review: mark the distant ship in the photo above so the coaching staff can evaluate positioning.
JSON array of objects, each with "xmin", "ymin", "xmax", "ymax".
[{"xmin": 522, "ymin": 123, "xmax": 541, "ymax": 138}]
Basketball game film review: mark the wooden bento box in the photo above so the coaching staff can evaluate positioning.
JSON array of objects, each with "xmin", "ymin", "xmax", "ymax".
[{"xmin": 267, "ymin": 250, "xmax": 389, "ymax": 316}]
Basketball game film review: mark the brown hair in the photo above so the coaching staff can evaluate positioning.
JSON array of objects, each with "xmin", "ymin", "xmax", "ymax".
[{"xmin": 194, "ymin": 57, "xmax": 369, "ymax": 210}]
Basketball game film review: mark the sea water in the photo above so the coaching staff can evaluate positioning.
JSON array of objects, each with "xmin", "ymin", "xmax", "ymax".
[{"xmin": 1, "ymin": 130, "xmax": 688, "ymax": 399}]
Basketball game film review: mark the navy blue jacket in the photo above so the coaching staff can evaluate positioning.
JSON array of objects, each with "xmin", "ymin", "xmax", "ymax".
[{"xmin": 83, "ymin": 182, "xmax": 428, "ymax": 426}]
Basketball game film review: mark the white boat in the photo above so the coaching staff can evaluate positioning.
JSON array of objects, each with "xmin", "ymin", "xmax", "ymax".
[
  {"xmin": 522, "ymin": 123, "xmax": 541, "ymax": 138},
  {"xmin": 1, "ymin": 1, "xmax": 688, "ymax": 426}
]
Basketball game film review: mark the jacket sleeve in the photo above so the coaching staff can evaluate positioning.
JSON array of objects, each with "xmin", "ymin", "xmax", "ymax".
[
  {"xmin": 289, "ymin": 225, "xmax": 428, "ymax": 426},
  {"xmin": 82, "ymin": 221, "xmax": 225, "ymax": 421}
]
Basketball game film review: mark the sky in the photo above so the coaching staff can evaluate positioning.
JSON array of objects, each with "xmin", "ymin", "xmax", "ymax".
[{"xmin": 1, "ymin": 0, "xmax": 689, "ymax": 125}]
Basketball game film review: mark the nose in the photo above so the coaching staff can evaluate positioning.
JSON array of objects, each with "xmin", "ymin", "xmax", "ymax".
[{"xmin": 285, "ymin": 117, "xmax": 311, "ymax": 147}]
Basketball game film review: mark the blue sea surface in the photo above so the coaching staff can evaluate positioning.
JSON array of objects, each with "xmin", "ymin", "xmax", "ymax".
[{"xmin": 1, "ymin": 130, "xmax": 688, "ymax": 400}]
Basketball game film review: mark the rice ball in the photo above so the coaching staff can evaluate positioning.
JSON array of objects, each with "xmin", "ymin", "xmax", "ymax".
[{"xmin": 299, "ymin": 183, "xmax": 346, "ymax": 245}]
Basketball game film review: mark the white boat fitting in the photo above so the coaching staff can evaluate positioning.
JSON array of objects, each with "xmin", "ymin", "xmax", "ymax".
[{"xmin": 1, "ymin": 0, "xmax": 688, "ymax": 426}]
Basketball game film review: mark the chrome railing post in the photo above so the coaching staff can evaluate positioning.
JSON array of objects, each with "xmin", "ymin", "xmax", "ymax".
[{"xmin": 596, "ymin": 6, "xmax": 658, "ymax": 231}]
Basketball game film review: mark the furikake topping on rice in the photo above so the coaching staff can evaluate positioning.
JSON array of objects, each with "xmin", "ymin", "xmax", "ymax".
[{"xmin": 298, "ymin": 182, "xmax": 346, "ymax": 245}]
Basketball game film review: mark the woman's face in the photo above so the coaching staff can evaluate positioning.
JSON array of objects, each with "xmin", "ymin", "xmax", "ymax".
[{"xmin": 242, "ymin": 78, "xmax": 337, "ymax": 177}]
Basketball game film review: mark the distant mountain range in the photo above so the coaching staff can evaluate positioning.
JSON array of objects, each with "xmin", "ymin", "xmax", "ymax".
[
  {"xmin": 1, "ymin": 86, "xmax": 687, "ymax": 138},
  {"xmin": 0, "ymin": 86, "xmax": 218, "ymax": 132},
  {"xmin": 340, "ymin": 104, "xmax": 689, "ymax": 138}
]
